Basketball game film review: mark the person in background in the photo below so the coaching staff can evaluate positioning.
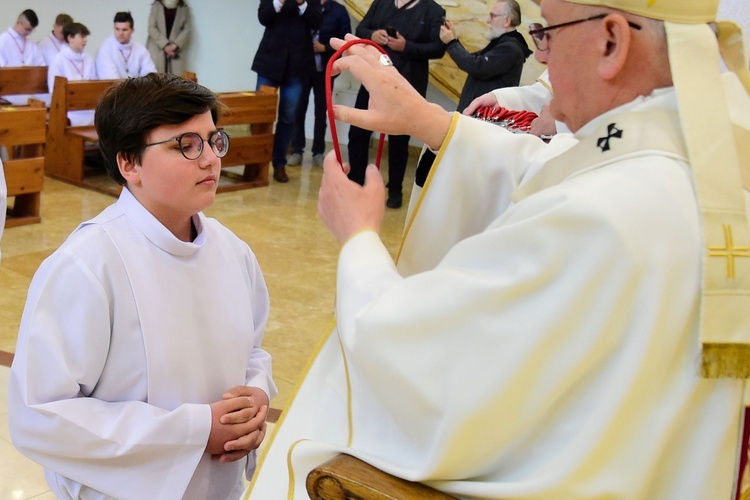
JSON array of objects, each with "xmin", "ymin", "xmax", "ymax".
[
  {"xmin": 440, "ymin": 0, "xmax": 532, "ymax": 113},
  {"xmin": 38, "ymin": 13, "xmax": 73, "ymax": 66},
  {"xmin": 146, "ymin": 0, "xmax": 191, "ymax": 75},
  {"xmin": 9, "ymin": 73, "xmax": 276, "ymax": 500},
  {"xmin": 96, "ymin": 11, "xmax": 157, "ymax": 79},
  {"xmin": 47, "ymin": 22, "xmax": 97, "ymax": 126},
  {"xmin": 288, "ymin": 0, "xmax": 351, "ymax": 168},
  {"xmin": 346, "ymin": 0, "xmax": 445, "ymax": 209},
  {"xmin": 0, "ymin": 10, "xmax": 43, "ymax": 67},
  {"xmin": 252, "ymin": 0, "xmax": 322, "ymax": 183}
]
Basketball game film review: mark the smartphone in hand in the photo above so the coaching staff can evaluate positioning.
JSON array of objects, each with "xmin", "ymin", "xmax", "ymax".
[{"xmin": 385, "ymin": 26, "xmax": 397, "ymax": 37}]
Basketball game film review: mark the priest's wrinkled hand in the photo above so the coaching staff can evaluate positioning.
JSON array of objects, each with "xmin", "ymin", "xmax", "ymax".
[
  {"xmin": 329, "ymin": 35, "xmax": 451, "ymax": 150},
  {"xmin": 463, "ymin": 91, "xmax": 499, "ymax": 116},
  {"xmin": 318, "ymin": 154, "xmax": 384, "ymax": 246}
]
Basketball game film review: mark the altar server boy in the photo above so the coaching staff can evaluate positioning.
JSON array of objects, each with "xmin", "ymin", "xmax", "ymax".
[{"xmin": 9, "ymin": 73, "xmax": 276, "ymax": 500}]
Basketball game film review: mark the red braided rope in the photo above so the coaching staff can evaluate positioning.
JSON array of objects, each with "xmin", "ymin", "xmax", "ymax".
[
  {"xmin": 473, "ymin": 105, "xmax": 538, "ymax": 132},
  {"xmin": 325, "ymin": 39, "xmax": 388, "ymax": 171}
]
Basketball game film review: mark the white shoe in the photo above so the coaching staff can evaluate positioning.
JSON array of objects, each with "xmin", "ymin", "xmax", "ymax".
[
  {"xmin": 288, "ymin": 153, "xmax": 303, "ymax": 166},
  {"xmin": 312, "ymin": 153, "xmax": 324, "ymax": 167}
]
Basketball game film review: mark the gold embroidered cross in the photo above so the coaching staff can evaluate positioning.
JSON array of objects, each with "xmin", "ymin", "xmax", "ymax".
[{"xmin": 708, "ymin": 224, "xmax": 750, "ymax": 279}]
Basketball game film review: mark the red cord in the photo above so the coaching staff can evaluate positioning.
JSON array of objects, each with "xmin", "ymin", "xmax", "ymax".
[
  {"xmin": 325, "ymin": 39, "xmax": 388, "ymax": 171},
  {"xmin": 473, "ymin": 106, "xmax": 538, "ymax": 132}
]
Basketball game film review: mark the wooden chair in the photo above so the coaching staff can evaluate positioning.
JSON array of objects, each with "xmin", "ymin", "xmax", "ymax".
[
  {"xmin": 215, "ymin": 85, "xmax": 278, "ymax": 191},
  {"xmin": 307, "ymin": 454, "xmax": 458, "ymax": 500},
  {"xmin": 44, "ymin": 76, "xmax": 121, "ymax": 196},
  {"xmin": 0, "ymin": 106, "xmax": 46, "ymax": 227},
  {"xmin": 182, "ymin": 71, "xmax": 197, "ymax": 83}
]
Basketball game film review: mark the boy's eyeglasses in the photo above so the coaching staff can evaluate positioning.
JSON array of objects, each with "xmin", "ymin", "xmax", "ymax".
[
  {"xmin": 143, "ymin": 130, "xmax": 230, "ymax": 160},
  {"xmin": 528, "ymin": 13, "xmax": 641, "ymax": 51}
]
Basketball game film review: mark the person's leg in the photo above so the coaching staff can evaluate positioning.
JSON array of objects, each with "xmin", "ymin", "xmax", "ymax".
[
  {"xmin": 311, "ymin": 71, "xmax": 328, "ymax": 164},
  {"xmin": 385, "ymin": 134, "xmax": 410, "ymax": 208},
  {"xmin": 262, "ymin": 76, "xmax": 304, "ymax": 181},
  {"xmin": 290, "ymin": 75, "xmax": 313, "ymax": 165},
  {"xmin": 347, "ymin": 86, "xmax": 373, "ymax": 185}
]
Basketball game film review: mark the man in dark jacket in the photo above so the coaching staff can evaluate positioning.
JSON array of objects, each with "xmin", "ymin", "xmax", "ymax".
[
  {"xmin": 252, "ymin": 0, "xmax": 322, "ymax": 183},
  {"xmin": 288, "ymin": 0, "xmax": 351, "ymax": 168},
  {"xmin": 440, "ymin": 0, "xmax": 531, "ymax": 113}
]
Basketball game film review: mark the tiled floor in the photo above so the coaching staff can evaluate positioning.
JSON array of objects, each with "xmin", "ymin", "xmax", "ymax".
[{"xmin": 0, "ymin": 151, "xmax": 412, "ymax": 498}]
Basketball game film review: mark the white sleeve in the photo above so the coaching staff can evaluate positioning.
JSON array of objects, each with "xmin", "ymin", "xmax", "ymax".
[
  {"xmin": 0, "ymin": 159, "xmax": 5, "ymax": 262},
  {"xmin": 8, "ymin": 249, "xmax": 210, "ymax": 498}
]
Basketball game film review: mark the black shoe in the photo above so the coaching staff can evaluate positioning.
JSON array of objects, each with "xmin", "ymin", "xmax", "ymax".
[
  {"xmin": 386, "ymin": 193, "xmax": 402, "ymax": 209},
  {"xmin": 273, "ymin": 167, "xmax": 289, "ymax": 183}
]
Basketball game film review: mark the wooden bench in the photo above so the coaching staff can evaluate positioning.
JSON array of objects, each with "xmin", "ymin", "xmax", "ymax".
[
  {"xmin": 0, "ymin": 106, "xmax": 46, "ymax": 227},
  {"xmin": 44, "ymin": 76, "xmax": 121, "ymax": 196},
  {"xmin": 216, "ymin": 85, "xmax": 277, "ymax": 191},
  {"xmin": 0, "ymin": 66, "xmax": 48, "ymax": 101}
]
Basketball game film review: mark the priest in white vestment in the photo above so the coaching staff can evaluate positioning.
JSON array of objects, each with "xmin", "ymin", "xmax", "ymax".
[
  {"xmin": 245, "ymin": 0, "xmax": 750, "ymax": 498},
  {"xmin": 9, "ymin": 73, "xmax": 277, "ymax": 500},
  {"xmin": 96, "ymin": 12, "xmax": 157, "ymax": 80}
]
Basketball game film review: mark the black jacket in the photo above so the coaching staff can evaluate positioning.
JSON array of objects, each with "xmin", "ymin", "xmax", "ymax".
[
  {"xmin": 447, "ymin": 29, "xmax": 532, "ymax": 112},
  {"xmin": 355, "ymin": 0, "xmax": 445, "ymax": 96},
  {"xmin": 252, "ymin": 0, "xmax": 323, "ymax": 82}
]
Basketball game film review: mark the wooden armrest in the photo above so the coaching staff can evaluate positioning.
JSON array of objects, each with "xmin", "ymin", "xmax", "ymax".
[{"xmin": 306, "ymin": 454, "xmax": 457, "ymax": 500}]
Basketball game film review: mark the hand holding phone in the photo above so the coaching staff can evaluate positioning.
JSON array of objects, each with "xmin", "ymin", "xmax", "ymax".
[{"xmin": 385, "ymin": 26, "xmax": 397, "ymax": 38}]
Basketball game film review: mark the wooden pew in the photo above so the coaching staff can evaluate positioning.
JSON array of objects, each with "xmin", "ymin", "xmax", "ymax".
[
  {"xmin": 0, "ymin": 106, "xmax": 46, "ymax": 227},
  {"xmin": 0, "ymin": 66, "xmax": 48, "ymax": 98},
  {"xmin": 44, "ymin": 76, "xmax": 121, "ymax": 196},
  {"xmin": 216, "ymin": 85, "xmax": 277, "ymax": 191}
]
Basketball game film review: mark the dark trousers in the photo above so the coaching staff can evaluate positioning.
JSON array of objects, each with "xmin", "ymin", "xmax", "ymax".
[
  {"xmin": 347, "ymin": 86, "xmax": 410, "ymax": 195},
  {"xmin": 291, "ymin": 71, "xmax": 327, "ymax": 156}
]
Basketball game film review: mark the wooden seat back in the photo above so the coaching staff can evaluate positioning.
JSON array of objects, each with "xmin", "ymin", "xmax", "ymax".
[
  {"xmin": 0, "ymin": 106, "xmax": 46, "ymax": 227},
  {"xmin": 45, "ymin": 76, "xmax": 120, "ymax": 194},
  {"xmin": 0, "ymin": 66, "xmax": 48, "ymax": 96},
  {"xmin": 215, "ymin": 85, "xmax": 278, "ymax": 191}
]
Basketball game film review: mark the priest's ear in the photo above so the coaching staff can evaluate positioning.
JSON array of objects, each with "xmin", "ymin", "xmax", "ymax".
[
  {"xmin": 117, "ymin": 152, "xmax": 142, "ymax": 186},
  {"xmin": 597, "ymin": 13, "xmax": 634, "ymax": 81}
]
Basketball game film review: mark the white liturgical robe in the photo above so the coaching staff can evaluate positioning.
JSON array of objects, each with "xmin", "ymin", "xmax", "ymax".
[
  {"xmin": 0, "ymin": 158, "xmax": 5, "ymax": 263},
  {"xmin": 38, "ymin": 33, "xmax": 65, "ymax": 66},
  {"xmin": 48, "ymin": 46, "xmax": 97, "ymax": 126},
  {"xmin": 9, "ymin": 187, "xmax": 277, "ymax": 500},
  {"xmin": 0, "ymin": 27, "xmax": 43, "ymax": 67},
  {"xmin": 245, "ymin": 83, "xmax": 746, "ymax": 499},
  {"xmin": 95, "ymin": 35, "xmax": 156, "ymax": 80}
]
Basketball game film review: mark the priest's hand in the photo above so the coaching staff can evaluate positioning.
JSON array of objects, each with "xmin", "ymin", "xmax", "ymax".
[
  {"xmin": 328, "ymin": 35, "xmax": 451, "ymax": 150},
  {"xmin": 318, "ymin": 155, "xmax": 384, "ymax": 246},
  {"xmin": 463, "ymin": 91, "xmax": 498, "ymax": 116}
]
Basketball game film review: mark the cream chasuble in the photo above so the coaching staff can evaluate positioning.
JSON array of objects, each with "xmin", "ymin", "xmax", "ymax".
[{"xmin": 246, "ymin": 85, "xmax": 745, "ymax": 499}]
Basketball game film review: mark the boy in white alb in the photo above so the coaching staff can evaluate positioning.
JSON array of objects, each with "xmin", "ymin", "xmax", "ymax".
[
  {"xmin": 9, "ymin": 73, "xmax": 277, "ymax": 500},
  {"xmin": 96, "ymin": 11, "xmax": 156, "ymax": 79},
  {"xmin": 47, "ymin": 22, "xmax": 97, "ymax": 126},
  {"xmin": 38, "ymin": 13, "xmax": 73, "ymax": 66},
  {"xmin": 0, "ymin": 9, "xmax": 43, "ymax": 67}
]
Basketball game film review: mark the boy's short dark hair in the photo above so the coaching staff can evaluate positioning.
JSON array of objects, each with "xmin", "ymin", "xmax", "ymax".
[
  {"xmin": 55, "ymin": 13, "xmax": 73, "ymax": 28},
  {"xmin": 95, "ymin": 73, "xmax": 222, "ymax": 185},
  {"xmin": 63, "ymin": 22, "xmax": 90, "ymax": 41},
  {"xmin": 20, "ymin": 10, "xmax": 39, "ymax": 28},
  {"xmin": 114, "ymin": 11, "xmax": 134, "ymax": 28}
]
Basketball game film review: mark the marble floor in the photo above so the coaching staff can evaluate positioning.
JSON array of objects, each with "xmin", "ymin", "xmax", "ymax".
[{"xmin": 0, "ymin": 152, "xmax": 413, "ymax": 498}]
